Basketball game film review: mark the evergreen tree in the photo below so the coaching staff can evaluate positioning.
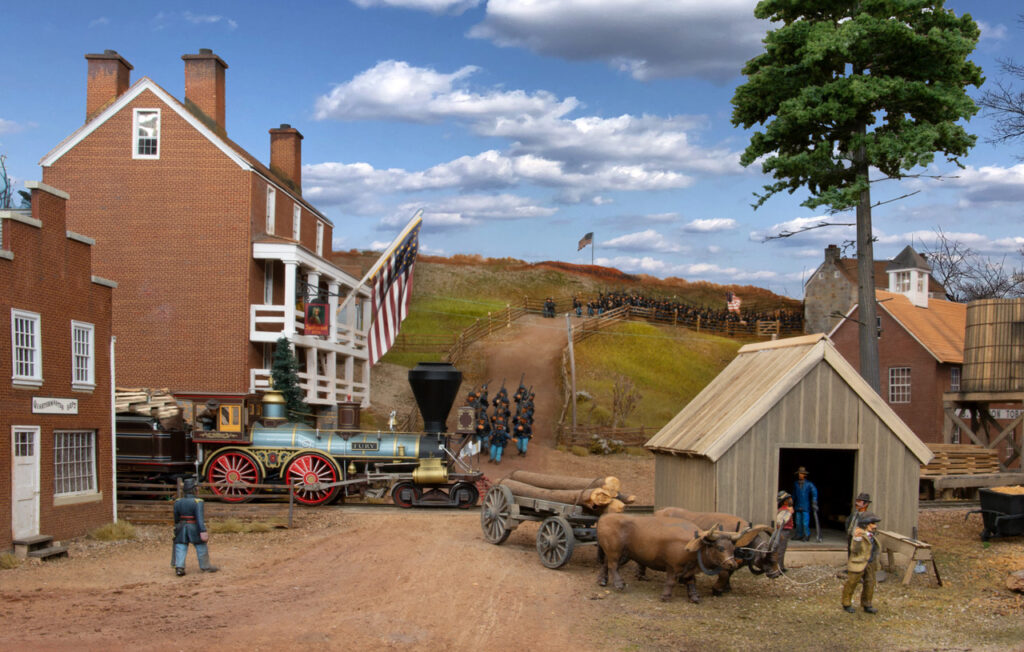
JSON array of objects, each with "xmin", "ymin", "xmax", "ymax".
[
  {"xmin": 271, "ymin": 336, "xmax": 309, "ymax": 421},
  {"xmin": 731, "ymin": 0, "xmax": 983, "ymax": 391}
]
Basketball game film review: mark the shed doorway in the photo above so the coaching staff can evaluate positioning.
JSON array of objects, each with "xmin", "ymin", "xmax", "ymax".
[{"xmin": 778, "ymin": 448, "xmax": 856, "ymax": 533}]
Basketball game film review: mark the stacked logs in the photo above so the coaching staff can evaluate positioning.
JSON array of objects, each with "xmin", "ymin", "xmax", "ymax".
[{"xmin": 499, "ymin": 470, "xmax": 637, "ymax": 514}]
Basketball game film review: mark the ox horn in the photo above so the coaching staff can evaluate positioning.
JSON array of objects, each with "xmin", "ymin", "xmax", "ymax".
[{"xmin": 732, "ymin": 525, "xmax": 773, "ymax": 547}]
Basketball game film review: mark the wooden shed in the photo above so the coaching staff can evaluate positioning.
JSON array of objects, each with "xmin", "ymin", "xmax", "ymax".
[{"xmin": 645, "ymin": 334, "xmax": 933, "ymax": 536}]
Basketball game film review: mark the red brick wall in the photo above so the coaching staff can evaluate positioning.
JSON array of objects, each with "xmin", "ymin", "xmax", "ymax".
[
  {"xmin": 831, "ymin": 306, "xmax": 948, "ymax": 442},
  {"xmin": 1, "ymin": 189, "xmax": 114, "ymax": 550},
  {"xmin": 44, "ymin": 89, "xmax": 254, "ymax": 395}
]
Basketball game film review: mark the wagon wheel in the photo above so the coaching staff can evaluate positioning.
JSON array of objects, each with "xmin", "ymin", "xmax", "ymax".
[
  {"xmin": 480, "ymin": 485, "xmax": 515, "ymax": 544},
  {"xmin": 450, "ymin": 482, "xmax": 480, "ymax": 509},
  {"xmin": 391, "ymin": 482, "xmax": 421, "ymax": 508},
  {"xmin": 205, "ymin": 450, "xmax": 261, "ymax": 503},
  {"xmin": 285, "ymin": 452, "xmax": 341, "ymax": 506},
  {"xmin": 536, "ymin": 516, "xmax": 576, "ymax": 569}
]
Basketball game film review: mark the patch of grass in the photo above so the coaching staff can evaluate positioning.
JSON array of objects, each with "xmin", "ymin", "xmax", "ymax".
[
  {"xmin": 88, "ymin": 520, "xmax": 137, "ymax": 541},
  {"xmin": 0, "ymin": 553, "xmax": 22, "ymax": 570},
  {"xmin": 624, "ymin": 446, "xmax": 652, "ymax": 457},
  {"xmin": 570, "ymin": 445, "xmax": 589, "ymax": 457}
]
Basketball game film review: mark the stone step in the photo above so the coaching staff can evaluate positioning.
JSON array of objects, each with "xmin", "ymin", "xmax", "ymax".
[
  {"xmin": 27, "ymin": 545, "xmax": 68, "ymax": 561},
  {"xmin": 12, "ymin": 535, "xmax": 55, "ymax": 558}
]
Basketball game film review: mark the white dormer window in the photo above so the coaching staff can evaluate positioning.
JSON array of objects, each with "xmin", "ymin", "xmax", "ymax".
[
  {"xmin": 316, "ymin": 222, "xmax": 324, "ymax": 256},
  {"xmin": 917, "ymin": 273, "xmax": 925, "ymax": 293},
  {"xmin": 293, "ymin": 204, "xmax": 301, "ymax": 241},
  {"xmin": 133, "ymin": 109, "xmax": 160, "ymax": 159},
  {"xmin": 894, "ymin": 271, "xmax": 911, "ymax": 293},
  {"xmin": 266, "ymin": 186, "xmax": 276, "ymax": 235}
]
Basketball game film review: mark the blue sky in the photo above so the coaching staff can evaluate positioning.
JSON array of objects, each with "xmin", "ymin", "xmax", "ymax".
[{"xmin": 1, "ymin": 1, "xmax": 1021, "ymax": 298}]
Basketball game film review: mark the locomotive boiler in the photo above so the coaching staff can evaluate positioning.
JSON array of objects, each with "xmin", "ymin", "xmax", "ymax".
[{"xmin": 194, "ymin": 361, "xmax": 482, "ymax": 507}]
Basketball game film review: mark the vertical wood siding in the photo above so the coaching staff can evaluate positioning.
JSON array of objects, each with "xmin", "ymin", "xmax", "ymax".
[{"xmin": 654, "ymin": 454, "xmax": 715, "ymax": 511}]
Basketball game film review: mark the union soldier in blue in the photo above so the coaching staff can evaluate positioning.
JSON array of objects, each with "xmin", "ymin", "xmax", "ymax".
[
  {"xmin": 791, "ymin": 466, "xmax": 818, "ymax": 542},
  {"xmin": 489, "ymin": 420, "xmax": 510, "ymax": 464},
  {"xmin": 172, "ymin": 477, "xmax": 218, "ymax": 576},
  {"xmin": 513, "ymin": 417, "xmax": 532, "ymax": 456}
]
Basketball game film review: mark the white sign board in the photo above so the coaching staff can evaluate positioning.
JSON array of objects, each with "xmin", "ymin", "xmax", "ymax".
[{"xmin": 32, "ymin": 397, "xmax": 79, "ymax": 415}]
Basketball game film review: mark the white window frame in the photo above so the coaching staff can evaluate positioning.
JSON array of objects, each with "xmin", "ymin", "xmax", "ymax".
[
  {"xmin": 263, "ymin": 262, "xmax": 274, "ymax": 305},
  {"xmin": 950, "ymin": 366, "xmax": 961, "ymax": 393},
  {"xmin": 70, "ymin": 321, "xmax": 96, "ymax": 391},
  {"xmin": 132, "ymin": 108, "xmax": 160, "ymax": 160},
  {"xmin": 266, "ymin": 186, "xmax": 276, "ymax": 235},
  {"xmin": 54, "ymin": 430, "xmax": 98, "ymax": 497},
  {"xmin": 316, "ymin": 222, "xmax": 324, "ymax": 256},
  {"xmin": 895, "ymin": 271, "xmax": 911, "ymax": 293},
  {"xmin": 293, "ymin": 204, "xmax": 301, "ymax": 241},
  {"xmin": 11, "ymin": 309, "xmax": 42, "ymax": 388},
  {"xmin": 888, "ymin": 367, "xmax": 911, "ymax": 404}
]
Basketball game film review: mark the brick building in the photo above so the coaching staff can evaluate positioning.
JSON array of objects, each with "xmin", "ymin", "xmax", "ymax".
[
  {"xmin": 829, "ymin": 250, "xmax": 966, "ymax": 444},
  {"xmin": 39, "ymin": 50, "xmax": 371, "ymax": 419},
  {"xmin": 804, "ymin": 244, "xmax": 945, "ymax": 335},
  {"xmin": 2, "ymin": 182, "xmax": 116, "ymax": 551}
]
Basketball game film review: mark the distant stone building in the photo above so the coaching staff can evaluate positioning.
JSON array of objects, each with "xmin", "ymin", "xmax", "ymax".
[{"xmin": 804, "ymin": 244, "xmax": 945, "ymax": 335}]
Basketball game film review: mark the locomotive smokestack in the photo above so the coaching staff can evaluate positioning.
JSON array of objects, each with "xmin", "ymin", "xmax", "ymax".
[{"xmin": 408, "ymin": 362, "xmax": 462, "ymax": 434}]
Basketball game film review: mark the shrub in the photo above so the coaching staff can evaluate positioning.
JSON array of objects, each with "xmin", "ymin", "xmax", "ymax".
[
  {"xmin": 0, "ymin": 553, "xmax": 22, "ymax": 570},
  {"xmin": 588, "ymin": 435, "xmax": 625, "ymax": 455},
  {"xmin": 89, "ymin": 520, "xmax": 137, "ymax": 541},
  {"xmin": 570, "ymin": 445, "xmax": 589, "ymax": 457}
]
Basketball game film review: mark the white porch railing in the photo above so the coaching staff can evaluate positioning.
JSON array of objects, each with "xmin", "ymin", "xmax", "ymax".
[{"xmin": 249, "ymin": 368, "xmax": 368, "ymax": 407}]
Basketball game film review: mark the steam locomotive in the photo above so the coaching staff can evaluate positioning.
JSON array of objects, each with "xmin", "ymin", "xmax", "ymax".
[{"xmin": 116, "ymin": 362, "xmax": 482, "ymax": 507}]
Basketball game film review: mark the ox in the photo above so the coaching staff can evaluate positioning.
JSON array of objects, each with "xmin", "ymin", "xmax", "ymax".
[
  {"xmin": 597, "ymin": 513, "xmax": 757, "ymax": 603},
  {"xmin": 653, "ymin": 507, "xmax": 779, "ymax": 593}
]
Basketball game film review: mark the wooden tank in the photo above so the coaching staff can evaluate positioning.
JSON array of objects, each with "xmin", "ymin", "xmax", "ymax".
[{"xmin": 962, "ymin": 298, "xmax": 1024, "ymax": 393}]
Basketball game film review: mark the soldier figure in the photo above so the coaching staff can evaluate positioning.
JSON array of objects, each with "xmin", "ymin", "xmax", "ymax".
[
  {"xmin": 172, "ymin": 477, "xmax": 218, "ymax": 576},
  {"xmin": 489, "ymin": 419, "xmax": 510, "ymax": 464},
  {"xmin": 513, "ymin": 416, "xmax": 532, "ymax": 456},
  {"xmin": 791, "ymin": 466, "xmax": 818, "ymax": 542},
  {"xmin": 842, "ymin": 512, "xmax": 881, "ymax": 614}
]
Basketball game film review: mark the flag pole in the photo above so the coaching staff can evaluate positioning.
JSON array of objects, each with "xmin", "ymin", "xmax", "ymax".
[{"xmin": 336, "ymin": 209, "xmax": 423, "ymax": 318}]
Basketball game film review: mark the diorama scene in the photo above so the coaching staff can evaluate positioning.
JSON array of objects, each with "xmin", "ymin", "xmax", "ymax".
[{"xmin": 2, "ymin": 1, "xmax": 1023, "ymax": 650}]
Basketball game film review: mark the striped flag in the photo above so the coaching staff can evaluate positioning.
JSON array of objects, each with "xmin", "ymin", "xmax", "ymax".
[
  {"xmin": 368, "ymin": 218, "xmax": 421, "ymax": 365},
  {"xmin": 726, "ymin": 291, "xmax": 741, "ymax": 313},
  {"xmin": 578, "ymin": 231, "xmax": 593, "ymax": 251}
]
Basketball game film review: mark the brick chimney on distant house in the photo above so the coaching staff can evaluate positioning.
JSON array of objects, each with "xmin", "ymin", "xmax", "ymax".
[
  {"xmin": 85, "ymin": 50, "xmax": 133, "ymax": 120},
  {"xmin": 269, "ymin": 124, "xmax": 303, "ymax": 193},
  {"xmin": 824, "ymin": 244, "xmax": 841, "ymax": 265},
  {"xmin": 182, "ymin": 49, "xmax": 228, "ymax": 133}
]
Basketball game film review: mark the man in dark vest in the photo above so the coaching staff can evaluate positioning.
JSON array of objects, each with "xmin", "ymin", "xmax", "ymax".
[{"xmin": 172, "ymin": 477, "xmax": 218, "ymax": 576}]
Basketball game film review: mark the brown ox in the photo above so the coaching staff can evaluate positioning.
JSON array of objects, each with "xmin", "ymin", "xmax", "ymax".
[
  {"xmin": 597, "ymin": 513, "xmax": 745, "ymax": 602},
  {"xmin": 653, "ymin": 507, "xmax": 778, "ymax": 593}
]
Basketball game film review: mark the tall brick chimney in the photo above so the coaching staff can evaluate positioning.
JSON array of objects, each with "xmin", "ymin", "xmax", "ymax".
[
  {"xmin": 824, "ymin": 244, "xmax": 841, "ymax": 264},
  {"xmin": 182, "ymin": 49, "xmax": 228, "ymax": 134},
  {"xmin": 85, "ymin": 50, "xmax": 133, "ymax": 121},
  {"xmin": 269, "ymin": 124, "xmax": 303, "ymax": 193}
]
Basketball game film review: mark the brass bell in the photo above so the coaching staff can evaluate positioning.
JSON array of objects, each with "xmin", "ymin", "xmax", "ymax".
[{"xmin": 347, "ymin": 460, "xmax": 357, "ymax": 475}]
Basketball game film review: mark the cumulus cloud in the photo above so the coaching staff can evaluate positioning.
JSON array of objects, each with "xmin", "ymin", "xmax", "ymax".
[
  {"xmin": 183, "ymin": 11, "xmax": 238, "ymax": 29},
  {"xmin": 379, "ymin": 194, "xmax": 557, "ymax": 231},
  {"xmin": 596, "ymin": 255, "xmax": 779, "ymax": 281},
  {"xmin": 683, "ymin": 218, "xmax": 737, "ymax": 233},
  {"xmin": 602, "ymin": 229, "xmax": 684, "ymax": 253},
  {"xmin": 88, "ymin": 17, "xmax": 109, "ymax": 28},
  {"xmin": 0, "ymin": 117, "xmax": 24, "ymax": 135},
  {"xmin": 350, "ymin": 0, "xmax": 481, "ymax": 14},
  {"xmin": 978, "ymin": 21, "xmax": 1008, "ymax": 41},
  {"xmin": 469, "ymin": 0, "xmax": 766, "ymax": 81},
  {"xmin": 941, "ymin": 164, "xmax": 1024, "ymax": 205},
  {"xmin": 748, "ymin": 215, "xmax": 855, "ymax": 244}
]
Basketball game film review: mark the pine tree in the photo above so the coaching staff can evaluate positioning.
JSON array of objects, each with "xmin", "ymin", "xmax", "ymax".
[
  {"xmin": 731, "ymin": 0, "xmax": 983, "ymax": 391},
  {"xmin": 271, "ymin": 336, "xmax": 309, "ymax": 422}
]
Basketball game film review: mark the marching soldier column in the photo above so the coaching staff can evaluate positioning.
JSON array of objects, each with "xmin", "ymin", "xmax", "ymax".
[{"xmin": 465, "ymin": 376, "xmax": 535, "ymax": 465}]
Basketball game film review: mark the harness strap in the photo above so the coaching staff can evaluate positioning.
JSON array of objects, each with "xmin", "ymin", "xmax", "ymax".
[{"xmin": 697, "ymin": 546, "xmax": 722, "ymax": 576}]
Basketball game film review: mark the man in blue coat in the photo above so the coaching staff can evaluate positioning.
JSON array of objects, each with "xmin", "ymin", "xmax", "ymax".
[
  {"xmin": 792, "ymin": 466, "xmax": 818, "ymax": 542},
  {"xmin": 172, "ymin": 477, "xmax": 218, "ymax": 576}
]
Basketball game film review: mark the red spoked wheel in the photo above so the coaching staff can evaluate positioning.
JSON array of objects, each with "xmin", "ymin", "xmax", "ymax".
[
  {"xmin": 285, "ymin": 452, "xmax": 341, "ymax": 506},
  {"xmin": 391, "ymin": 482, "xmax": 421, "ymax": 508},
  {"xmin": 205, "ymin": 450, "xmax": 261, "ymax": 502}
]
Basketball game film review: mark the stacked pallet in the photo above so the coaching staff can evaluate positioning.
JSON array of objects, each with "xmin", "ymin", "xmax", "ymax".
[
  {"xmin": 921, "ymin": 444, "xmax": 1001, "ymax": 477},
  {"xmin": 115, "ymin": 387, "xmax": 181, "ymax": 419}
]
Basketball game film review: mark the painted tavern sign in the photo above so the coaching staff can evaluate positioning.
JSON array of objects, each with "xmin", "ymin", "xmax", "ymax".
[{"xmin": 32, "ymin": 397, "xmax": 79, "ymax": 415}]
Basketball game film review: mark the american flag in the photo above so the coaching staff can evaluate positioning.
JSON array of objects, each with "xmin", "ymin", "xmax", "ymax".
[
  {"xmin": 726, "ymin": 291, "xmax": 742, "ymax": 313},
  {"xmin": 368, "ymin": 219, "xmax": 421, "ymax": 365},
  {"xmin": 578, "ymin": 231, "xmax": 594, "ymax": 251}
]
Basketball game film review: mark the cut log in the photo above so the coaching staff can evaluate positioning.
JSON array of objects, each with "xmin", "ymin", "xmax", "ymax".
[
  {"xmin": 498, "ymin": 479, "xmax": 598, "ymax": 507},
  {"xmin": 506, "ymin": 470, "xmax": 604, "ymax": 491}
]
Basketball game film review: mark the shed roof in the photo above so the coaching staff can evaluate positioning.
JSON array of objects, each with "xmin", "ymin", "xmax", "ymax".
[
  {"xmin": 876, "ymin": 290, "xmax": 965, "ymax": 364},
  {"xmin": 645, "ymin": 333, "xmax": 932, "ymax": 464}
]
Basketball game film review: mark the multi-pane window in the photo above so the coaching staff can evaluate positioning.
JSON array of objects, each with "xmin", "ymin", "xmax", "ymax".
[
  {"xmin": 11, "ymin": 309, "xmax": 42, "ymax": 385},
  {"xmin": 888, "ymin": 367, "xmax": 911, "ymax": 404},
  {"xmin": 894, "ymin": 271, "xmax": 911, "ymax": 292},
  {"xmin": 950, "ymin": 366, "xmax": 961, "ymax": 392},
  {"xmin": 54, "ymin": 430, "xmax": 97, "ymax": 496},
  {"xmin": 293, "ymin": 204, "xmax": 301, "ymax": 240},
  {"xmin": 71, "ymin": 321, "xmax": 95, "ymax": 389},
  {"xmin": 266, "ymin": 186, "xmax": 276, "ymax": 234},
  {"xmin": 263, "ymin": 262, "xmax": 274, "ymax": 304},
  {"xmin": 14, "ymin": 429, "xmax": 35, "ymax": 457},
  {"xmin": 316, "ymin": 222, "xmax": 324, "ymax": 256},
  {"xmin": 133, "ymin": 109, "xmax": 160, "ymax": 159}
]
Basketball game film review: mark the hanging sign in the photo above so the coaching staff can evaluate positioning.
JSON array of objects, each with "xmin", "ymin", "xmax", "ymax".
[
  {"xmin": 304, "ymin": 302, "xmax": 330, "ymax": 336},
  {"xmin": 32, "ymin": 397, "xmax": 79, "ymax": 415}
]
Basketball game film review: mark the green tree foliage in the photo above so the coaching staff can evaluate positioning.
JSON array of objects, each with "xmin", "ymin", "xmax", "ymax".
[
  {"xmin": 271, "ymin": 336, "xmax": 310, "ymax": 421},
  {"xmin": 731, "ymin": 0, "xmax": 983, "ymax": 390}
]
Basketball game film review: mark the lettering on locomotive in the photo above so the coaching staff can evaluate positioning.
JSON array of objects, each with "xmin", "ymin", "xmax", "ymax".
[{"xmin": 352, "ymin": 441, "xmax": 379, "ymax": 451}]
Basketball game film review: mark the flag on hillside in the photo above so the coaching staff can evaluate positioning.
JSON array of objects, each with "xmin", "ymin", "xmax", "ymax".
[
  {"xmin": 578, "ymin": 231, "xmax": 593, "ymax": 251},
  {"xmin": 726, "ymin": 291, "xmax": 742, "ymax": 313},
  {"xmin": 368, "ymin": 218, "xmax": 421, "ymax": 365}
]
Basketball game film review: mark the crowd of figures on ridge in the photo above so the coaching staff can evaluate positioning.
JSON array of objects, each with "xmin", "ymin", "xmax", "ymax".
[
  {"xmin": 559, "ymin": 291, "xmax": 802, "ymax": 330},
  {"xmin": 465, "ymin": 379, "xmax": 534, "ymax": 464}
]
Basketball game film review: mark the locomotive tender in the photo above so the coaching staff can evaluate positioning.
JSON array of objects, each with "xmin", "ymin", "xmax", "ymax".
[{"xmin": 116, "ymin": 362, "xmax": 482, "ymax": 507}]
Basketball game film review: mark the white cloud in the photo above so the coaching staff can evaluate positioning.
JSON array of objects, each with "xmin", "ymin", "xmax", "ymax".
[
  {"xmin": 88, "ymin": 17, "xmax": 109, "ymax": 28},
  {"xmin": 683, "ymin": 218, "xmax": 736, "ymax": 233},
  {"xmin": 596, "ymin": 255, "xmax": 779, "ymax": 281},
  {"xmin": 941, "ymin": 164, "xmax": 1024, "ymax": 205},
  {"xmin": 602, "ymin": 229, "xmax": 683, "ymax": 253},
  {"xmin": 0, "ymin": 117, "xmax": 24, "ymax": 135},
  {"xmin": 978, "ymin": 21, "xmax": 1008, "ymax": 41},
  {"xmin": 350, "ymin": 0, "xmax": 481, "ymax": 14},
  {"xmin": 183, "ymin": 11, "xmax": 238, "ymax": 29},
  {"xmin": 469, "ymin": 0, "xmax": 766, "ymax": 81},
  {"xmin": 749, "ymin": 215, "xmax": 855, "ymax": 244},
  {"xmin": 379, "ymin": 194, "xmax": 557, "ymax": 231}
]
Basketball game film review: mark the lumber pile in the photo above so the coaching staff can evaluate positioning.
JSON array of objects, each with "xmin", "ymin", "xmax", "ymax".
[
  {"xmin": 500, "ymin": 470, "xmax": 637, "ymax": 514},
  {"xmin": 115, "ymin": 387, "xmax": 181, "ymax": 419},
  {"xmin": 921, "ymin": 444, "xmax": 1001, "ymax": 477}
]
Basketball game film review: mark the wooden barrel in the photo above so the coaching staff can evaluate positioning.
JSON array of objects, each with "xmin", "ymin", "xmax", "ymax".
[{"xmin": 962, "ymin": 298, "xmax": 1024, "ymax": 393}]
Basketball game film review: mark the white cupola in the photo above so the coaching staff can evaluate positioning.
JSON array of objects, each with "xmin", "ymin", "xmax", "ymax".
[{"xmin": 886, "ymin": 246, "xmax": 932, "ymax": 308}]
